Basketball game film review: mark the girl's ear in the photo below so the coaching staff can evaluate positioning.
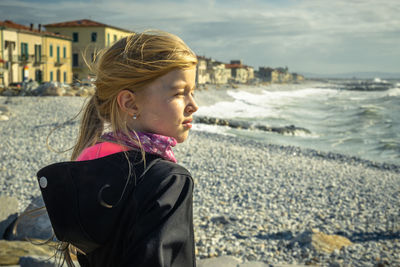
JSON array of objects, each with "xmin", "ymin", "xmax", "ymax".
[{"xmin": 116, "ymin": 90, "xmax": 139, "ymax": 116}]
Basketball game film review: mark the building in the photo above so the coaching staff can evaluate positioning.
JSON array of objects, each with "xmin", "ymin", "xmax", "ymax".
[
  {"xmin": 225, "ymin": 60, "xmax": 254, "ymax": 84},
  {"xmin": 209, "ymin": 61, "xmax": 231, "ymax": 84},
  {"xmin": 257, "ymin": 66, "xmax": 303, "ymax": 83},
  {"xmin": 0, "ymin": 20, "xmax": 72, "ymax": 86},
  {"xmin": 196, "ymin": 56, "xmax": 210, "ymax": 84},
  {"xmin": 44, "ymin": 19, "xmax": 133, "ymax": 81},
  {"xmin": 196, "ymin": 56, "xmax": 232, "ymax": 85}
]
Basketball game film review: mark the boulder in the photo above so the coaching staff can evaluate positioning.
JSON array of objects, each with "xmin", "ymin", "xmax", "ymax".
[
  {"xmin": 239, "ymin": 261, "xmax": 269, "ymax": 267},
  {"xmin": 19, "ymin": 255, "xmax": 80, "ymax": 267},
  {"xmin": 0, "ymin": 115, "xmax": 9, "ymax": 121},
  {"xmin": 1, "ymin": 89, "xmax": 18, "ymax": 96},
  {"xmin": 0, "ymin": 105, "xmax": 11, "ymax": 116},
  {"xmin": 34, "ymin": 82, "xmax": 65, "ymax": 96},
  {"xmin": 291, "ymin": 228, "xmax": 353, "ymax": 254},
  {"xmin": 0, "ymin": 240, "xmax": 55, "ymax": 266},
  {"xmin": 19, "ymin": 81, "xmax": 39, "ymax": 96},
  {"xmin": 0, "ymin": 195, "xmax": 19, "ymax": 238},
  {"xmin": 4, "ymin": 196, "xmax": 53, "ymax": 241},
  {"xmin": 197, "ymin": 256, "xmax": 241, "ymax": 267}
]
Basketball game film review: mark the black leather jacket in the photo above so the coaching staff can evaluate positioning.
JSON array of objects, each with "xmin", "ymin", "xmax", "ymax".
[{"xmin": 37, "ymin": 150, "xmax": 195, "ymax": 267}]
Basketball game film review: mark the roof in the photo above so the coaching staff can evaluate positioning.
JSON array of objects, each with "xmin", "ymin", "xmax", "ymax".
[
  {"xmin": 0, "ymin": 20, "xmax": 71, "ymax": 40},
  {"xmin": 44, "ymin": 19, "xmax": 132, "ymax": 33},
  {"xmin": 225, "ymin": 63, "xmax": 254, "ymax": 69}
]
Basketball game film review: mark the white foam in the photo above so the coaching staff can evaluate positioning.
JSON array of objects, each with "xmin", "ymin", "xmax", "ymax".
[
  {"xmin": 191, "ymin": 123, "xmax": 234, "ymax": 136},
  {"xmin": 386, "ymin": 88, "xmax": 400, "ymax": 97},
  {"xmin": 196, "ymin": 87, "xmax": 339, "ymax": 119}
]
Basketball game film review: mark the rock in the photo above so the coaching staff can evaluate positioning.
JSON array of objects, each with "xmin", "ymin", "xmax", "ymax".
[
  {"xmin": 75, "ymin": 86, "xmax": 95, "ymax": 97},
  {"xmin": 0, "ymin": 105, "xmax": 11, "ymax": 116},
  {"xmin": 1, "ymin": 89, "xmax": 18, "ymax": 96},
  {"xmin": 34, "ymin": 82, "xmax": 65, "ymax": 96},
  {"xmin": 0, "ymin": 240, "xmax": 55, "ymax": 266},
  {"xmin": 4, "ymin": 196, "xmax": 53, "ymax": 241},
  {"xmin": 0, "ymin": 195, "xmax": 19, "ymax": 238},
  {"xmin": 19, "ymin": 255, "xmax": 80, "ymax": 267},
  {"xmin": 64, "ymin": 90, "xmax": 76, "ymax": 96},
  {"xmin": 19, "ymin": 81, "xmax": 39, "ymax": 96},
  {"xmin": 0, "ymin": 115, "xmax": 9, "ymax": 121},
  {"xmin": 239, "ymin": 261, "xmax": 269, "ymax": 266},
  {"xmin": 19, "ymin": 256, "xmax": 58, "ymax": 267},
  {"xmin": 197, "ymin": 256, "xmax": 241, "ymax": 267},
  {"xmin": 291, "ymin": 229, "xmax": 353, "ymax": 254},
  {"xmin": 211, "ymin": 215, "xmax": 231, "ymax": 225}
]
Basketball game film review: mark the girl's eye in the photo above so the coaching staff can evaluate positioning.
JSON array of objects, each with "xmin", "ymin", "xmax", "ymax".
[{"xmin": 175, "ymin": 92, "xmax": 185, "ymax": 97}]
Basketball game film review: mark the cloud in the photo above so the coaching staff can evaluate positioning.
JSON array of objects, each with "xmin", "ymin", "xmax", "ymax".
[{"xmin": 1, "ymin": 0, "xmax": 399, "ymax": 73}]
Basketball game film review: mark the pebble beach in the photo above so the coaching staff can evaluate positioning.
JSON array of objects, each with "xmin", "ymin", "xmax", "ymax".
[{"xmin": 0, "ymin": 94, "xmax": 399, "ymax": 266}]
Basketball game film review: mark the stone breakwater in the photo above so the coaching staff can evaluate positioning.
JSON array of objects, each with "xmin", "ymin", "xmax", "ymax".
[{"xmin": 0, "ymin": 96, "xmax": 399, "ymax": 266}]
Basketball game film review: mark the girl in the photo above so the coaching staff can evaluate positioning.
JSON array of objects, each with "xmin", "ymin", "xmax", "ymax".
[{"xmin": 37, "ymin": 31, "xmax": 198, "ymax": 267}]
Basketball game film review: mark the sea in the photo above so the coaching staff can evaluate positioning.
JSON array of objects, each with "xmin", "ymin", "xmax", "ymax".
[{"xmin": 193, "ymin": 78, "xmax": 400, "ymax": 165}]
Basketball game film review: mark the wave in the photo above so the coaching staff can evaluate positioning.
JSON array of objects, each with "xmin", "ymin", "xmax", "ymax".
[
  {"xmin": 196, "ymin": 87, "xmax": 340, "ymax": 119},
  {"xmin": 336, "ymin": 80, "xmax": 394, "ymax": 91},
  {"xmin": 378, "ymin": 140, "xmax": 400, "ymax": 152},
  {"xmin": 356, "ymin": 105, "xmax": 383, "ymax": 119}
]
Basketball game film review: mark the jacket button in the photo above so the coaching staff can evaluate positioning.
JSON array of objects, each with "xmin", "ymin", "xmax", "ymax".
[{"xmin": 39, "ymin": 176, "xmax": 48, "ymax": 188}]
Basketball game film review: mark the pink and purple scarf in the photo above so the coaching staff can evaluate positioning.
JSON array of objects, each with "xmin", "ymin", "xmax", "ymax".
[
  {"xmin": 101, "ymin": 131, "xmax": 178, "ymax": 163},
  {"xmin": 76, "ymin": 131, "xmax": 177, "ymax": 163}
]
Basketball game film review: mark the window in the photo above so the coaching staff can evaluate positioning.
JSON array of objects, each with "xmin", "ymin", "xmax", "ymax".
[
  {"xmin": 73, "ymin": 53, "xmax": 79, "ymax": 67},
  {"xmin": 91, "ymin": 32, "xmax": 97, "ymax": 42},
  {"xmin": 73, "ymin": 32, "xmax": 79, "ymax": 42},
  {"xmin": 50, "ymin": 71, "xmax": 53, "ymax": 81},
  {"xmin": 57, "ymin": 46, "xmax": 60, "ymax": 62},
  {"xmin": 114, "ymin": 34, "xmax": 117, "ymax": 42},
  {"xmin": 64, "ymin": 72, "xmax": 67, "ymax": 83},
  {"xmin": 63, "ymin": 46, "xmax": 66, "ymax": 58},
  {"xmin": 49, "ymin": 44, "xmax": 53, "ymax": 57},
  {"xmin": 34, "ymin": 44, "xmax": 41, "ymax": 63},
  {"xmin": 107, "ymin": 33, "xmax": 110, "ymax": 46},
  {"xmin": 21, "ymin": 43, "xmax": 28, "ymax": 60}
]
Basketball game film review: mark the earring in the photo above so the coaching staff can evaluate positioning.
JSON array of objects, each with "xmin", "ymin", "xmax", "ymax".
[{"xmin": 133, "ymin": 114, "xmax": 137, "ymax": 120}]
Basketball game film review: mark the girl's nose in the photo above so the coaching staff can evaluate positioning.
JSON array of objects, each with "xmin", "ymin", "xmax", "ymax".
[{"xmin": 186, "ymin": 99, "xmax": 199, "ymax": 114}]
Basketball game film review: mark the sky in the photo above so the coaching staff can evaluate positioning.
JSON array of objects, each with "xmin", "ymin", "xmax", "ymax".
[{"xmin": 1, "ymin": 0, "xmax": 399, "ymax": 75}]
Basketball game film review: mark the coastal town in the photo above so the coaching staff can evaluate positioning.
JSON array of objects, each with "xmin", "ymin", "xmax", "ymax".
[{"xmin": 0, "ymin": 19, "xmax": 304, "ymax": 92}]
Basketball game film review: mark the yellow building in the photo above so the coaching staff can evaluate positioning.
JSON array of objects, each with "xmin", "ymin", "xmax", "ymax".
[
  {"xmin": 0, "ymin": 20, "xmax": 72, "ymax": 86},
  {"xmin": 42, "ymin": 34, "xmax": 72, "ymax": 83},
  {"xmin": 44, "ymin": 19, "xmax": 133, "ymax": 82}
]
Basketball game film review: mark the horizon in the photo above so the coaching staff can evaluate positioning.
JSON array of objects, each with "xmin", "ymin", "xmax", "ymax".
[{"xmin": 1, "ymin": 0, "xmax": 399, "ymax": 75}]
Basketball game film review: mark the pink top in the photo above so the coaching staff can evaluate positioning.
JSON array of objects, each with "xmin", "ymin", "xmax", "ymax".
[{"xmin": 76, "ymin": 142, "xmax": 130, "ymax": 161}]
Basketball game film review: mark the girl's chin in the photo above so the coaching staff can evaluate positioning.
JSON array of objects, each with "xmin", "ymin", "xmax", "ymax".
[{"xmin": 175, "ymin": 133, "xmax": 189, "ymax": 143}]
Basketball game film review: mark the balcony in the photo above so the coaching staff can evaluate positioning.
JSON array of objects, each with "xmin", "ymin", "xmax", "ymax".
[
  {"xmin": 54, "ymin": 57, "xmax": 69, "ymax": 66},
  {"xmin": 19, "ymin": 54, "xmax": 34, "ymax": 63},
  {"xmin": 10, "ymin": 55, "xmax": 19, "ymax": 63},
  {"xmin": 33, "ymin": 55, "xmax": 47, "ymax": 65}
]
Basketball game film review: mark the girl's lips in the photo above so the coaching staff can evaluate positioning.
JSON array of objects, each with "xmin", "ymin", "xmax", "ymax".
[{"xmin": 182, "ymin": 119, "xmax": 193, "ymax": 128}]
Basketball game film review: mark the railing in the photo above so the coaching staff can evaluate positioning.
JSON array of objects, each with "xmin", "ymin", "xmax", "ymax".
[
  {"xmin": 19, "ymin": 54, "xmax": 34, "ymax": 62},
  {"xmin": 54, "ymin": 57, "xmax": 69, "ymax": 66},
  {"xmin": 10, "ymin": 55, "xmax": 19, "ymax": 63},
  {"xmin": 33, "ymin": 55, "xmax": 47, "ymax": 65}
]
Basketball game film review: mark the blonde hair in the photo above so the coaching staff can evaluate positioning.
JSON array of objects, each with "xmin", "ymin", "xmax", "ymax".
[
  {"xmin": 71, "ymin": 30, "xmax": 198, "ymax": 160},
  {"xmin": 48, "ymin": 30, "xmax": 197, "ymax": 266}
]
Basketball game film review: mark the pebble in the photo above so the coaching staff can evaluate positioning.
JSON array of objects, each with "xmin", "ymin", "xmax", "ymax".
[{"xmin": 1, "ymin": 96, "xmax": 399, "ymax": 266}]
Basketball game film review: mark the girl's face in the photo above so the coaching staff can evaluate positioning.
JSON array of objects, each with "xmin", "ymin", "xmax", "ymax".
[{"xmin": 135, "ymin": 67, "xmax": 198, "ymax": 143}]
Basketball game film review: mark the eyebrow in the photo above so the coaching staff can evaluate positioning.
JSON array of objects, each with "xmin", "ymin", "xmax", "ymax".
[
  {"xmin": 171, "ymin": 82, "xmax": 187, "ymax": 89},
  {"xmin": 171, "ymin": 82, "xmax": 195, "ymax": 90}
]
